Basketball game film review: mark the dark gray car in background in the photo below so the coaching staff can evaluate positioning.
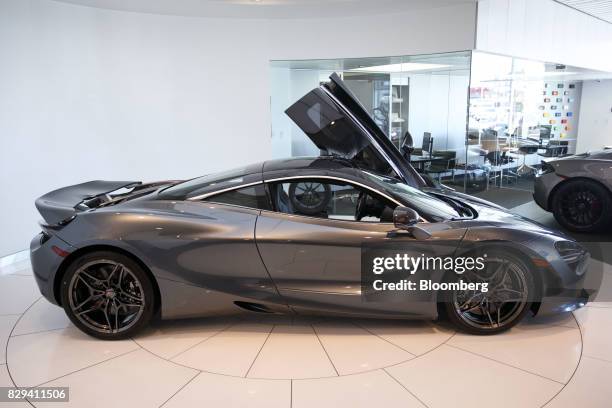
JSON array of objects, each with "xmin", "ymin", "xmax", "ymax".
[
  {"xmin": 534, "ymin": 150, "xmax": 612, "ymax": 232},
  {"xmin": 31, "ymin": 74, "xmax": 593, "ymax": 339}
]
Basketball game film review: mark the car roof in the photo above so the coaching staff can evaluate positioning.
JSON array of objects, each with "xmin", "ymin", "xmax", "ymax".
[{"xmin": 157, "ymin": 156, "xmax": 391, "ymax": 200}]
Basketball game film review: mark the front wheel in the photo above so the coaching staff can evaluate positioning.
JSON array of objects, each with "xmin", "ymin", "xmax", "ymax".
[
  {"xmin": 60, "ymin": 251, "xmax": 155, "ymax": 340},
  {"xmin": 443, "ymin": 252, "xmax": 534, "ymax": 335}
]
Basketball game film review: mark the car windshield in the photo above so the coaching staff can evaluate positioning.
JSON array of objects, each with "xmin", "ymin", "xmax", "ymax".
[{"xmin": 362, "ymin": 172, "xmax": 461, "ymax": 221}]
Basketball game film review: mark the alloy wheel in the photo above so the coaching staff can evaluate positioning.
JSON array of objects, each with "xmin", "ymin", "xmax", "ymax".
[
  {"xmin": 452, "ymin": 257, "xmax": 529, "ymax": 330},
  {"xmin": 68, "ymin": 259, "xmax": 146, "ymax": 334}
]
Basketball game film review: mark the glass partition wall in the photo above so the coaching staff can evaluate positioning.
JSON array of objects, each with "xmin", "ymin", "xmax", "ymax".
[
  {"xmin": 270, "ymin": 51, "xmax": 610, "ymax": 194},
  {"xmin": 270, "ymin": 51, "xmax": 473, "ymax": 191}
]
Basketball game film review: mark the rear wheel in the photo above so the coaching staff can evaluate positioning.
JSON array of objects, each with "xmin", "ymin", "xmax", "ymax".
[
  {"xmin": 60, "ymin": 251, "xmax": 155, "ymax": 340},
  {"xmin": 551, "ymin": 179, "xmax": 612, "ymax": 232},
  {"xmin": 443, "ymin": 251, "xmax": 534, "ymax": 335}
]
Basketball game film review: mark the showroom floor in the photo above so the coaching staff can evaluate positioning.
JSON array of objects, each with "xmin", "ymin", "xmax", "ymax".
[{"xmin": 1, "ymin": 201, "xmax": 612, "ymax": 407}]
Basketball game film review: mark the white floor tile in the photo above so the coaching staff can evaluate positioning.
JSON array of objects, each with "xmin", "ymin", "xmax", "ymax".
[
  {"xmin": 522, "ymin": 312, "xmax": 578, "ymax": 329},
  {"xmin": 171, "ymin": 322, "xmax": 273, "ymax": 376},
  {"xmin": 164, "ymin": 371, "xmax": 290, "ymax": 408},
  {"xmin": 387, "ymin": 345, "xmax": 562, "ymax": 408},
  {"xmin": 353, "ymin": 319, "xmax": 454, "ymax": 356},
  {"xmin": 293, "ymin": 369, "xmax": 424, "ymax": 408},
  {"xmin": 134, "ymin": 317, "xmax": 237, "ymax": 359},
  {"xmin": 546, "ymin": 356, "xmax": 612, "ymax": 408},
  {"xmin": 0, "ymin": 275, "xmax": 40, "ymax": 315},
  {"xmin": 0, "ymin": 365, "xmax": 29, "ymax": 407},
  {"xmin": 12, "ymin": 299, "xmax": 70, "ymax": 336},
  {"xmin": 42, "ymin": 349, "xmax": 197, "ymax": 408},
  {"xmin": 247, "ymin": 324, "xmax": 337, "ymax": 379},
  {"xmin": 586, "ymin": 302, "xmax": 612, "ymax": 308},
  {"xmin": 447, "ymin": 323, "xmax": 581, "ymax": 383},
  {"xmin": 573, "ymin": 306, "xmax": 612, "ymax": 362},
  {"xmin": 0, "ymin": 259, "xmax": 31, "ymax": 277},
  {"xmin": 7, "ymin": 326, "xmax": 139, "ymax": 386},
  {"xmin": 312, "ymin": 322, "xmax": 414, "ymax": 375},
  {"xmin": 0, "ymin": 315, "xmax": 19, "ymax": 364}
]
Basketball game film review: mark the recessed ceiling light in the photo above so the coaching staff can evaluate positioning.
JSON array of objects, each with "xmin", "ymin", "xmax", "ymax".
[{"xmin": 351, "ymin": 63, "xmax": 451, "ymax": 73}]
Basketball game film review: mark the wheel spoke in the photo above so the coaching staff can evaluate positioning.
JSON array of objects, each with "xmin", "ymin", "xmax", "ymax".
[
  {"xmin": 79, "ymin": 271, "xmax": 101, "ymax": 288},
  {"xmin": 107, "ymin": 264, "xmax": 121, "ymax": 284},
  {"xmin": 102, "ymin": 300, "xmax": 113, "ymax": 332}
]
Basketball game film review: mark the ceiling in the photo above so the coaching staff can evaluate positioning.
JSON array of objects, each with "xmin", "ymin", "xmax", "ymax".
[
  {"xmin": 51, "ymin": 0, "xmax": 476, "ymax": 19},
  {"xmin": 556, "ymin": 0, "xmax": 612, "ymax": 23}
]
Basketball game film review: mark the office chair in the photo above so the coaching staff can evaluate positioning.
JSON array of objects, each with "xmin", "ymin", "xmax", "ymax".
[
  {"xmin": 426, "ymin": 150, "xmax": 456, "ymax": 184},
  {"xmin": 422, "ymin": 132, "xmax": 433, "ymax": 157},
  {"xmin": 400, "ymin": 131, "xmax": 414, "ymax": 161},
  {"xmin": 485, "ymin": 151, "xmax": 516, "ymax": 187}
]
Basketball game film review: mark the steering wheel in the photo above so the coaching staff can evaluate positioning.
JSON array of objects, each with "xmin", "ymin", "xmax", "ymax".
[
  {"xmin": 355, "ymin": 191, "xmax": 369, "ymax": 221},
  {"xmin": 288, "ymin": 181, "xmax": 331, "ymax": 215}
]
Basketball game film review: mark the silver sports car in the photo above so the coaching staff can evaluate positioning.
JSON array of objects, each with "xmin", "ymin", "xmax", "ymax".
[
  {"xmin": 534, "ymin": 150, "xmax": 612, "ymax": 232},
  {"xmin": 31, "ymin": 74, "xmax": 593, "ymax": 339}
]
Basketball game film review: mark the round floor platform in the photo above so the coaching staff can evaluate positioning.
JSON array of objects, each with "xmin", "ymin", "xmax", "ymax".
[{"xmin": 2, "ymin": 256, "xmax": 612, "ymax": 408}]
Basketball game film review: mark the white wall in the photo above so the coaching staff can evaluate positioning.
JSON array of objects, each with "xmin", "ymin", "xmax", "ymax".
[
  {"xmin": 0, "ymin": 0, "xmax": 477, "ymax": 256},
  {"xmin": 407, "ymin": 71, "xmax": 470, "ymax": 160},
  {"xmin": 576, "ymin": 80, "xmax": 612, "ymax": 153},
  {"xmin": 477, "ymin": 0, "xmax": 612, "ymax": 72}
]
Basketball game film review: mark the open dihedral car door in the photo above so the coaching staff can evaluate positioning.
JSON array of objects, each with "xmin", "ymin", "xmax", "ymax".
[{"xmin": 285, "ymin": 72, "xmax": 426, "ymax": 188}]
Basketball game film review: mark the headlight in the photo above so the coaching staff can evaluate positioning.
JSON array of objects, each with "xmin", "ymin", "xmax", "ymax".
[
  {"xmin": 555, "ymin": 240, "xmax": 590, "ymax": 276},
  {"xmin": 538, "ymin": 161, "xmax": 556, "ymax": 176}
]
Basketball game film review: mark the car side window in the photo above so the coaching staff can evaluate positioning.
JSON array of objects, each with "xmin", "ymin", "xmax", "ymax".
[
  {"xmin": 270, "ymin": 179, "xmax": 395, "ymax": 222},
  {"xmin": 203, "ymin": 184, "xmax": 271, "ymax": 210}
]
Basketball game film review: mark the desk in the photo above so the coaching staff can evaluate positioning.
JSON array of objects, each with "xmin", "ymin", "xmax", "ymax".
[{"xmin": 409, "ymin": 155, "xmax": 444, "ymax": 170}]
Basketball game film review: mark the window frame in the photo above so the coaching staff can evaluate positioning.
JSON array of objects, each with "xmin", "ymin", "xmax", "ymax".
[
  {"xmin": 263, "ymin": 175, "xmax": 406, "ymax": 225},
  {"xmin": 195, "ymin": 182, "xmax": 273, "ymax": 211}
]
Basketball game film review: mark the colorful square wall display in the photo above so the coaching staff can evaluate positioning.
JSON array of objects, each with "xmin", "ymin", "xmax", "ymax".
[
  {"xmin": 550, "ymin": 120, "xmax": 556, "ymax": 124},
  {"xmin": 564, "ymin": 91, "xmax": 569, "ymax": 96},
  {"xmin": 539, "ymin": 106, "xmax": 545, "ymax": 110},
  {"xmin": 556, "ymin": 98, "xmax": 563, "ymax": 103},
  {"xmin": 543, "ymin": 91, "xmax": 547, "ymax": 95},
  {"xmin": 552, "ymin": 91, "xmax": 559, "ymax": 96},
  {"xmin": 557, "ymin": 84, "xmax": 564, "ymax": 88},
  {"xmin": 569, "ymin": 84, "xmax": 575, "ymax": 88},
  {"xmin": 544, "ymin": 98, "xmax": 551, "ymax": 103},
  {"xmin": 543, "ymin": 112, "xmax": 550, "ymax": 117},
  {"xmin": 561, "ymin": 119, "xmax": 568, "ymax": 124},
  {"xmin": 555, "ymin": 112, "xmax": 562, "ymax": 117},
  {"xmin": 567, "ymin": 112, "xmax": 573, "ymax": 117},
  {"xmin": 568, "ymin": 98, "xmax": 574, "ymax": 103},
  {"xmin": 551, "ymin": 105, "xmax": 558, "ymax": 110},
  {"xmin": 563, "ymin": 105, "xmax": 569, "ymax": 110}
]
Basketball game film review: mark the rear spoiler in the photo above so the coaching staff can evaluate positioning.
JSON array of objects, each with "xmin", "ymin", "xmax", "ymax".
[{"xmin": 35, "ymin": 180, "xmax": 141, "ymax": 226}]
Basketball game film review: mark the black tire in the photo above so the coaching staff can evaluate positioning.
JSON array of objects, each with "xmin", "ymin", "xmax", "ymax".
[
  {"xmin": 442, "ymin": 251, "xmax": 534, "ymax": 335},
  {"xmin": 60, "ymin": 251, "xmax": 155, "ymax": 340},
  {"xmin": 551, "ymin": 179, "xmax": 612, "ymax": 233}
]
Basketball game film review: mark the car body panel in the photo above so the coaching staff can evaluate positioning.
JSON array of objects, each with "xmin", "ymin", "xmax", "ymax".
[
  {"xmin": 255, "ymin": 209, "xmax": 466, "ymax": 318},
  {"xmin": 534, "ymin": 150, "xmax": 612, "ymax": 211}
]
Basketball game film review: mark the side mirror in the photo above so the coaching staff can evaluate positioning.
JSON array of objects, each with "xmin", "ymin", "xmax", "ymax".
[
  {"xmin": 392, "ymin": 206, "xmax": 432, "ymax": 240},
  {"xmin": 393, "ymin": 206, "xmax": 419, "ymax": 229}
]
